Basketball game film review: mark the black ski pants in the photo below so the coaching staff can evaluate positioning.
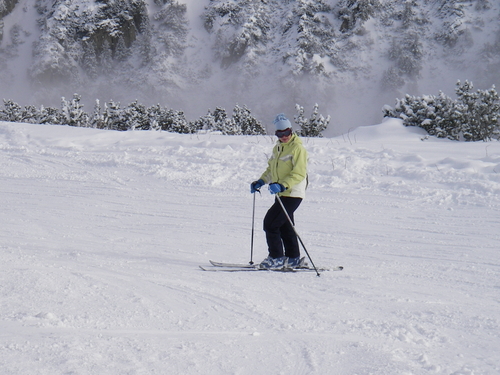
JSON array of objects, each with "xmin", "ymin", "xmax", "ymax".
[{"xmin": 263, "ymin": 196, "xmax": 302, "ymax": 259}]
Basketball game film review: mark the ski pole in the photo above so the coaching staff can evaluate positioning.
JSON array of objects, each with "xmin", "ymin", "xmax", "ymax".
[
  {"xmin": 275, "ymin": 194, "xmax": 320, "ymax": 276},
  {"xmin": 249, "ymin": 189, "xmax": 259, "ymax": 265}
]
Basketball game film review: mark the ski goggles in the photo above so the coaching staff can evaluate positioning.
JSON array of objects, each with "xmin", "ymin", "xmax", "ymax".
[{"xmin": 275, "ymin": 128, "xmax": 292, "ymax": 138}]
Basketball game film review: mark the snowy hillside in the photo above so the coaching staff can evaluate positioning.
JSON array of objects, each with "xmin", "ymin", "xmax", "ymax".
[
  {"xmin": 1, "ymin": 0, "xmax": 500, "ymax": 131},
  {"xmin": 1, "ymin": 120, "xmax": 499, "ymax": 374}
]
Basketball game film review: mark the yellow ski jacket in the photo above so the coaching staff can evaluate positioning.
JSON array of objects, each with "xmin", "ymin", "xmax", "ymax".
[{"xmin": 260, "ymin": 133, "xmax": 308, "ymax": 198}]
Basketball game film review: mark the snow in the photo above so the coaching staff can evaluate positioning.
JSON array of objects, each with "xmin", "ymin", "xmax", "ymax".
[{"xmin": 1, "ymin": 119, "xmax": 499, "ymax": 374}]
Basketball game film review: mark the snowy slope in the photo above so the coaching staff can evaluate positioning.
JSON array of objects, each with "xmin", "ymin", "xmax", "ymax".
[{"xmin": 1, "ymin": 120, "xmax": 499, "ymax": 374}]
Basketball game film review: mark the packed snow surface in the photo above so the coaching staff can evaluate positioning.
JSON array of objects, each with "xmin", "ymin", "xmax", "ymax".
[{"xmin": 1, "ymin": 119, "xmax": 499, "ymax": 374}]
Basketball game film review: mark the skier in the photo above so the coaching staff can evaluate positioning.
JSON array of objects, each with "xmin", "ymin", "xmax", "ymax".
[{"xmin": 250, "ymin": 113, "xmax": 308, "ymax": 269}]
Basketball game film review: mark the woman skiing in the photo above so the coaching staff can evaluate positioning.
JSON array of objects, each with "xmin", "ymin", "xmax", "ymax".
[{"xmin": 250, "ymin": 113, "xmax": 308, "ymax": 269}]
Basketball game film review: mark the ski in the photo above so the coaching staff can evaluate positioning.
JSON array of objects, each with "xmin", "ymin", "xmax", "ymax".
[
  {"xmin": 209, "ymin": 260, "xmax": 256, "ymax": 268},
  {"xmin": 208, "ymin": 259, "xmax": 343, "ymax": 272},
  {"xmin": 200, "ymin": 265, "xmax": 323, "ymax": 272},
  {"xmin": 200, "ymin": 265, "xmax": 261, "ymax": 272},
  {"xmin": 200, "ymin": 263, "xmax": 343, "ymax": 273}
]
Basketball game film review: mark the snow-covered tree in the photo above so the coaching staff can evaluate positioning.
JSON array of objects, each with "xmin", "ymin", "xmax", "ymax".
[
  {"xmin": 168, "ymin": 110, "xmax": 192, "ymax": 134},
  {"xmin": 285, "ymin": 0, "xmax": 337, "ymax": 77},
  {"xmin": 190, "ymin": 111, "xmax": 217, "ymax": 133},
  {"xmin": 379, "ymin": 0, "xmax": 429, "ymax": 91},
  {"xmin": 203, "ymin": 0, "xmax": 271, "ymax": 73},
  {"xmin": 294, "ymin": 103, "xmax": 330, "ymax": 137},
  {"xmin": 146, "ymin": 104, "xmax": 163, "ymax": 131},
  {"xmin": 433, "ymin": 0, "xmax": 470, "ymax": 49},
  {"xmin": 231, "ymin": 105, "xmax": 265, "ymax": 135},
  {"xmin": 154, "ymin": 107, "xmax": 193, "ymax": 133},
  {"xmin": 384, "ymin": 80, "xmax": 500, "ymax": 141},
  {"xmin": 30, "ymin": 0, "xmax": 153, "ymax": 91},
  {"xmin": 124, "ymin": 100, "xmax": 149, "ymax": 131},
  {"xmin": 384, "ymin": 92, "xmax": 461, "ymax": 139},
  {"xmin": 114, "ymin": 35, "xmax": 131, "ymax": 63},
  {"xmin": 89, "ymin": 99, "xmax": 104, "ymax": 129},
  {"xmin": 60, "ymin": 94, "xmax": 88, "ymax": 127},
  {"xmin": 384, "ymin": 31, "xmax": 423, "ymax": 89},
  {"xmin": 20, "ymin": 105, "xmax": 40, "ymax": 124},
  {"xmin": 38, "ymin": 105, "xmax": 62, "ymax": 125},
  {"xmin": 31, "ymin": 0, "xmax": 82, "ymax": 86},
  {"xmin": 0, "ymin": 99, "xmax": 22, "ymax": 122},
  {"xmin": 208, "ymin": 107, "xmax": 233, "ymax": 134},
  {"xmin": 455, "ymin": 80, "xmax": 500, "ymax": 141},
  {"xmin": 152, "ymin": 0, "xmax": 188, "ymax": 57},
  {"xmin": 1, "ymin": 99, "xmax": 62, "ymax": 125},
  {"xmin": 196, "ymin": 105, "xmax": 264, "ymax": 135},
  {"xmin": 0, "ymin": 0, "xmax": 18, "ymax": 19},
  {"xmin": 103, "ymin": 100, "xmax": 126, "ymax": 131},
  {"xmin": 337, "ymin": 0, "xmax": 380, "ymax": 33}
]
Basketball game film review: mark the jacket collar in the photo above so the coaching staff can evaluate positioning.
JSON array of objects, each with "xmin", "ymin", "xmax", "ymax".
[{"xmin": 278, "ymin": 133, "xmax": 300, "ymax": 146}]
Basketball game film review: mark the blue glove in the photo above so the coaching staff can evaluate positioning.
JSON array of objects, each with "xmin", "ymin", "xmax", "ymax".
[
  {"xmin": 250, "ymin": 179, "xmax": 265, "ymax": 193},
  {"xmin": 269, "ymin": 183, "xmax": 286, "ymax": 194}
]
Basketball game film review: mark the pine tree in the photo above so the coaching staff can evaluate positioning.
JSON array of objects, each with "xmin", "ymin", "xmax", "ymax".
[
  {"xmin": 207, "ymin": 107, "xmax": 237, "ymax": 135},
  {"xmin": 434, "ymin": 0, "xmax": 468, "ymax": 48},
  {"xmin": 337, "ymin": 0, "xmax": 380, "ymax": 33},
  {"xmin": 380, "ymin": 0, "xmax": 428, "ymax": 91},
  {"xmin": 190, "ymin": 111, "xmax": 217, "ymax": 133},
  {"xmin": 384, "ymin": 80, "xmax": 500, "ymax": 141},
  {"xmin": 103, "ymin": 100, "xmax": 126, "ymax": 131},
  {"xmin": 477, "ymin": 86, "xmax": 500, "ymax": 140},
  {"xmin": 168, "ymin": 110, "xmax": 192, "ymax": 134},
  {"xmin": 132, "ymin": 30, "xmax": 154, "ymax": 69},
  {"xmin": 232, "ymin": 105, "xmax": 265, "ymax": 135},
  {"xmin": 1, "ymin": 0, "xmax": 18, "ymax": 18},
  {"xmin": 90, "ymin": 99, "xmax": 104, "ymax": 129},
  {"xmin": 0, "ymin": 99, "xmax": 22, "ymax": 122},
  {"xmin": 20, "ymin": 105, "xmax": 39, "ymax": 124},
  {"xmin": 386, "ymin": 32, "xmax": 423, "ymax": 82},
  {"xmin": 61, "ymin": 94, "xmax": 89, "ymax": 127},
  {"xmin": 31, "ymin": 0, "xmax": 82, "ymax": 86},
  {"xmin": 30, "ymin": 0, "xmax": 153, "ymax": 93},
  {"xmin": 124, "ymin": 100, "xmax": 150, "ymax": 131},
  {"xmin": 455, "ymin": 80, "xmax": 500, "ymax": 141},
  {"xmin": 147, "ymin": 104, "xmax": 162, "ymax": 131},
  {"xmin": 203, "ymin": 0, "xmax": 271, "ymax": 71},
  {"xmin": 38, "ymin": 105, "xmax": 61, "ymax": 125},
  {"xmin": 432, "ymin": 92, "xmax": 460, "ymax": 140},
  {"xmin": 114, "ymin": 35, "xmax": 131, "ymax": 62},
  {"xmin": 155, "ymin": 107, "xmax": 192, "ymax": 133},
  {"xmin": 153, "ymin": 0, "xmax": 189, "ymax": 57},
  {"xmin": 286, "ymin": 0, "xmax": 336, "ymax": 76},
  {"xmin": 294, "ymin": 103, "xmax": 330, "ymax": 137}
]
